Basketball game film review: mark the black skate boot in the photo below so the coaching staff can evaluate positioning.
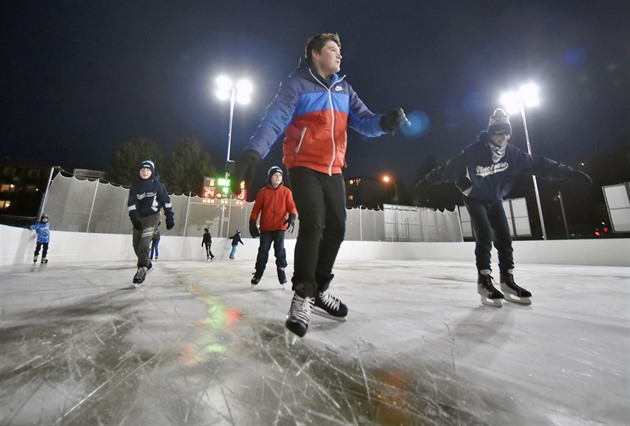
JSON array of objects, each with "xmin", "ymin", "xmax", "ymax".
[
  {"xmin": 251, "ymin": 271, "xmax": 262, "ymax": 287},
  {"xmin": 41, "ymin": 258, "xmax": 48, "ymax": 264},
  {"xmin": 33, "ymin": 256, "xmax": 38, "ymax": 264},
  {"xmin": 500, "ymin": 272, "xmax": 532, "ymax": 305},
  {"xmin": 133, "ymin": 267, "xmax": 147, "ymax": 285},
  {"xmin": 285, "ymin": 293, "xmax": 313, "ymax": 341},
  {"xmin": 313, "ymin": 288, "xmax": 348, "ymax": 321},
  {"xmin": 277, "ymin": 268, "xmax": 287, "ymax": 287},
  {"xmin": 477, "ymin": 273, "xmax": 504, "ymax": 307}
]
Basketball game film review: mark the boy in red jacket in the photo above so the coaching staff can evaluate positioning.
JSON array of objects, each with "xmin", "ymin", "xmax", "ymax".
[{"xmin": 249, "ymin": 166, "xmax": 297, "ymax": 287}]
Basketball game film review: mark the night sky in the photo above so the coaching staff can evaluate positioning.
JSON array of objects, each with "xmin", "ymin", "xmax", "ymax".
[{"xmin": 2, "ymin": 0, "xmax": 628, "ymax": 190}]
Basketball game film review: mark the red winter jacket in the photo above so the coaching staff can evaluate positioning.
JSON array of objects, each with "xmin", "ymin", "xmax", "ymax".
[{"xmin": 250, "ymin": 184, "xmax": 297, "ymax": 231}]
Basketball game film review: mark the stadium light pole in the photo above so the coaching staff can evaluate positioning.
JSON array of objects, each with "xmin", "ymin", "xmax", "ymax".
[
  {"xmin": 381, "ymin": 174, "xmax": 398, "ymax": 203},
  {"xmin": 501, "ymin": 83, "xmax": 547, "ymax": 240},
  {"xmin": 215, "ymin": 76, "xmax": 253, "ymax": 178}
]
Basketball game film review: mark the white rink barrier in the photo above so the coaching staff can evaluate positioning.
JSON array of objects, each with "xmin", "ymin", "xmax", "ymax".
[{"xmin": 2, "ymin": 224, "xmax": 628, "ymax": 268}]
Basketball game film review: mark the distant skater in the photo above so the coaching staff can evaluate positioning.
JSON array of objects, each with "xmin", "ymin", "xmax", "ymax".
[
  {"xmin": 228, "ymin": 229, "xmax": 244, "ymax": 259},
  {"xmin": 201, "ymin": 228, "xmax": 215, "ymax": 260},
  {"xmin": 29, "ymin": 213, "xmax": 50, "ymax": 264}
]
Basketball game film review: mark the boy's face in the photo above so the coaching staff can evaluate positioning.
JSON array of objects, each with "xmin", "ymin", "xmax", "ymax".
[
  {"xmin": 139, "ymin": 167, "xmax": 152, "ymax": 179},
  {"xmin": 489, "ymin": 133, "xmax": 510, "ymax": 148},
  {"xmin": 313, "ymin": 41, "xmax": 341, "ymax": 76},
  {"xmin": 270, "ymin": 172, "xmax": 283, "ymax": 187},
  {"xmin": 42, "ymin": 217, "xmax": 48, "ymax": 222}
]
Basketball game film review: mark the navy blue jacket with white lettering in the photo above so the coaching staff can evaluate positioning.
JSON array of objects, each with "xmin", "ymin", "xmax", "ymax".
[
  {"xmin": 127, "ymin": 174, "xmax": 174, "ymax": 222},
  {"xmin": 426, "ymin": 131, "xmax": 575, "ymax": 201}
]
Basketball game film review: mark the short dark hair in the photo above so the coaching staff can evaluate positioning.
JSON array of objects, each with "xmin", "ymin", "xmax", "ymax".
[{"xmin": 305, "ymin": 33, "xmax": 341, "ymax": 63}]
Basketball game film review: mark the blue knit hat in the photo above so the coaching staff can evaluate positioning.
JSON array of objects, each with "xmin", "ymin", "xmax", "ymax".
[
  {"xmin": 140, "ymin": 160, "xmax": 155, "ymax": 174},
  {"xmin": 487, "ymin": 109, "xmax": 512, "ymax": 136}
]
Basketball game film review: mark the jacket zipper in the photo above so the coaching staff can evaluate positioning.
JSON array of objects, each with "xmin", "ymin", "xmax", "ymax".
[{"xmin": 296, "ymin": 127, "xmax": 307, "ymax": 154}]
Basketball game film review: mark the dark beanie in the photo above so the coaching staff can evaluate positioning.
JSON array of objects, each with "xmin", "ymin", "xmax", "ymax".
[
  {"xmin": 487, "ymin": 109, "xmax": 512, "ymax": 136},
  {"xmin": 267, "ymin": 166, "xmax": 283, "ymax": 183},
  {"xmin": 140, "ymin": 160, "xmax": 155, "ymax": 174}
]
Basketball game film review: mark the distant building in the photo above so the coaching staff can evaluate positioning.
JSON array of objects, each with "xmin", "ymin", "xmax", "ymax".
[
  {"xmin": 0, "ymin": 164, "xmax": 54, "ymax": 226},
  {"xmin": 345, "ymin": 176, "xmax": 386, "ymax": 209}
]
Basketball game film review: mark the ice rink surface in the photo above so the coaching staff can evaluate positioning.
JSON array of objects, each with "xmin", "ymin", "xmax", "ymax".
[{"xmin": 1, "ymin": 258, "xmax": 628, "ymax": 425}]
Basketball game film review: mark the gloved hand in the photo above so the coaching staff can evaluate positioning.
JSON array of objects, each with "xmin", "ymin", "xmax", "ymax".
[
  {"xmin": 166, "ymin": 217, "xmax": 175, "ymax": 230},
  {"xmin": 284, "ymin": 214, "xmax": 296, "ymax": 233},
  {"xmin": 132, "ymin": 220, "xmax": 142, "ymax": 231},
  {"xmin": 380, "ymin": 107, "xmax": 410, "ymax": 133},
  {"xmin": 249, "ymin": 219, "xmax": 261, "ymax": 238},
  {"xmin": 231, "ymin": 150, "xmax": 261, "ymax": 195},
  {"xmin": 567, "ymin": 170, "xmax": 593, "ymax": 185},
  {"xmin": 129, "ymin": 211, "xmax": 142, "ymax": 230}
]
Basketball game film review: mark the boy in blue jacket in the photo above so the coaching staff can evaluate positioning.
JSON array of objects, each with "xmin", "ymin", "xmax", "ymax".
[
  {"xmin": 421, "ymin": 108, "xmax": 591, "ymax": 307},
  {"xmin": 127, "ymin": 160, "xmax": 174, "ymax": 284},
  {"xmin": 29, "ymin": 213, "xmax": 50, "ymax": 264}
]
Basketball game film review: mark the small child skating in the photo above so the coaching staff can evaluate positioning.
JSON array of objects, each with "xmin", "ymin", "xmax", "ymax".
[
  {"xmin": 421, "ymin": 108, "xmax": 592, "ymax": 307},
  {"xmin": 201, "ymin": 228, "xmax": 215, "ymax": 260},
  {"xmin": 128, "ymin": 160, "xmax": 174, "ymax": 285},
  {"xmin": 228, "ymin": 230, "xmax": 243, "ymax": 259},
  {"xmin": 29, "ymin": 213, "xmax": 50, "ymax": 264},
  {"xmin": 150, "ymin": 221, "xmax": 161, "ymax": 260}
]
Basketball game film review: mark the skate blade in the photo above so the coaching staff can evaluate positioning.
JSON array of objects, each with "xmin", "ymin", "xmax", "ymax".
[
  {"xmin": 480, "ymin": 296, "xmax": 502, "ymax": 308},
  {"xmin": 504, "ymin": 293, "xmax": 532, "ymax": 305},
  {"xmin": 312, "ymin": 307, "xmax": 348, "ymax": 322},
  {"xmin": 284, "ymin": 329, "xmax": 300, "ymax": 347}
]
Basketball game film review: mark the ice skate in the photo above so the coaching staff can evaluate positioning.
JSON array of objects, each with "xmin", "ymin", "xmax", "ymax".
[
  {"xmin": 40, "ymin": 258, "xmax": 48, "ymax": 266},
  {"xmin": 277, "ymin": 268, "xmax": 287, "ymax": 289},
  {"xmin": 132, "ymin": 266, "xmax": 147, "ymax": 286},
  {"xmin": 500, "ymin": 272, "xmax": 532, "ymax": 305},
  {"xmin": 478, "ymin": 273, "xmax": 504, "ymax": 308},
  {"xmin": 285, "ymin": 293, "xmax": 313, "ymax": 340},
  {"xmin": 250, "ymin": 271, "xmax": 262, "ymax": 289},
  {"xmin": 313, "ymin": 288, "xmax": 348, "ymax": 321}
]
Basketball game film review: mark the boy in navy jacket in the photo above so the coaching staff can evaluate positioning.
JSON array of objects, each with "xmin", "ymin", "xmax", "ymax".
[
  {"xmin": 422, "ymin": 108, "xmax": 591, "ymax": 307},
  {"xmin": 127, "ymin": 160, "xmax": 174, "ymax": 284}
]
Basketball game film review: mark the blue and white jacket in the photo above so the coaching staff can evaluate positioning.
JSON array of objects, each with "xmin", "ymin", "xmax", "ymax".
[
  {"xmin": 127, "ymin": 175, "xmax": 174, "ymax": 222},
  {"xmin": 29, "ymin": 221, "xmax": 50, "ymax": 243},
  {"xmin": 245, "ymin": 62, "xmax": 386, "ymax": 175},
  {"xmin": 426, "ymin": 131, "xmax": 575, "ymax": 201}
]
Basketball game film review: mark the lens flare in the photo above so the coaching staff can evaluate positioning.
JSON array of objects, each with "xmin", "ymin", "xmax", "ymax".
[{"xmin": 401, "ymin": 110, "xmax": 430, "ymax": 138}]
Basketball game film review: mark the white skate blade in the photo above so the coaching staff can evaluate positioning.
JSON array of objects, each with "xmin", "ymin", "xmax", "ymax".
[
  {"xmin": 480, "ymin": 296, "xmax": 502, "ymax": 308},
  {"xmin": 312, "ymin": 307, "xmax": 348, "ymax": 322},
  {"xmin": 504, "ymin": 293, "xmax": 532, "ymax": 305},
  {"xmin": 284, "ymin": 329, "xmax": 300, "ymax": 347}
]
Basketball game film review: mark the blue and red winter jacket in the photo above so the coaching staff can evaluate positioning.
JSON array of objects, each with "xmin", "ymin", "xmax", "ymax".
[{"xmin": 245, "ymin": 63, "xmax": 386, "ymax": 175}]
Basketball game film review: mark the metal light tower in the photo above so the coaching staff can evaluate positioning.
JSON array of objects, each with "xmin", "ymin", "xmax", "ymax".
[
  {"xmin": 382, "ymin": 174, "xmax": 398, "ymax": 203},
  {"xmin": 215, "ymin": 76, "xmax": 253, "ymax": 178},
  {"xmin": 501, "ymin": 84, "xmax": 547, "ymax": 240}
]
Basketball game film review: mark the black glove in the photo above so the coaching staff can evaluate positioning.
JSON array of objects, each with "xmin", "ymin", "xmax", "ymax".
[
  {"xmin": 284, "ymin": 214, "xmax": 296, "ymax": 233},
  {"xmin": 132, "ymin": 220, "xmax": 142, "ymax": 231},
  {"xmin": 231, "ymin": 150, "xmax": 261, "ymax": 195},
  {"xmin": 166, "ymin": 217, "xmax": 175, "ymax": 230},
  {"xmin": 380, "ymin": 107, "xmax": 410, "ymax": 133},
  {"xmin": 567, "ymin": 170, "xmax": 592, "ymax": 185},
  {"xmin": 249, "ymin": 219, "xmax": 260, "ymax": 238}
]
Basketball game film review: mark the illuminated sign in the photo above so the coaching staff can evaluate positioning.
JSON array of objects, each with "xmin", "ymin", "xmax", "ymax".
[{"xmin": 202, "ymin": 176, "xmax": 246, "ymax": 200}]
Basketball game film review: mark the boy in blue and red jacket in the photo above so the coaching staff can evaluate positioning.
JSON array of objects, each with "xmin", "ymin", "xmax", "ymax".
[
  {"xmin": 232, "ymin": 33, "xmax": 409, "ymax": 339},
  {"xmin": 127, "ymin": 160, "xmax": 174, "ymax": 285},
  {"xmin": 29, "ymin": 213, "xmax": 50, "ymax": 264},
  {"xmin": 249, "ymin": 166, "xmax": 297, "ymax": 287},
  {"xmin": 421, "ymin": 108, "xmax": 592, "ymax": 307}
]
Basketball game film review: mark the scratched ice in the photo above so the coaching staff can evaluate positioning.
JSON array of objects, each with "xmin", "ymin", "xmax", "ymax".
[{"xmin": 0, "ymin": 260, "xmax": 628, "ymax": 425}]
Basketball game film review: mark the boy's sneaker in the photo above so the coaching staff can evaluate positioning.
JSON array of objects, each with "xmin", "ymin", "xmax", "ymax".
[
  {"xmin": 313, "ymin": 288, "xmax": 348, "ymax": 321},
  {"xmin": 285, "ymin": 293, "xmax": 313, "ymax": 338},
  {"xmin": 133, "ymin": 267, "xmax": 147, "ymax": 284},
  {"xmin": 277, "ymin": 268, "xmax": 287, "ymax": 285}
]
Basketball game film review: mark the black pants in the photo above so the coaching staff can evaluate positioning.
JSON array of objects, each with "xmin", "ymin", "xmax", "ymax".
[
  {"xmin": 288, "ymin": 167, "xmax": 346, "ymax": 298},
  {"xmin": 132, "ymin": 214, "xmax": 160, "ymax": 268},
  {"xmin": 203, "ymin": 243, "xmax": 214, "ymax": 258},
  {"xmin": 464, "ymin": 197, "xmax": 514, "ymax": 274},
  {"xmin": 34, "ymin": 242, "xmax": 49, "ymax": 259},
  {"xmin": 255, "ymin": 230, "xmax": 287, "ymax": 273}
]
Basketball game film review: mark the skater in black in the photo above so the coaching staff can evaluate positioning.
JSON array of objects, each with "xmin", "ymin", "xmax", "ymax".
[
  {"xmin": 420, "ymin": 108, "xmax": 592, "ymax": 306},
  {"xmin": 231, "ymin": 33, "xmax": 409, "ymax": 340},
  {"xmin": 150, "ymin": 221, "xmax": 161, "ymax": 260},
  {"xmin": 201, "ymin": 228, "xmax": 215, "ymax": 260},
  {"xmin": 29, "ymin": 213, "xmax": 51, "ymax": 264},
  {"xmin": 128, "ymin": 160, "xmax": 174, "ymax": 285}
]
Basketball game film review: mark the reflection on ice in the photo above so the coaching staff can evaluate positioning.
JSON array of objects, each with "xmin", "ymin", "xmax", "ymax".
[{"xmin": 0, "ymin": 260, "xmax": 628, "ymax": 425}]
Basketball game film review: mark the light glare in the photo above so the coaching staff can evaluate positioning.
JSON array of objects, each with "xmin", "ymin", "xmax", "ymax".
[
  {"xmin": 500, "ymin": 91, "xmax": 521, "ymax": 115},
  {"xmin": 236, "ymin": 79, "xmax": 253, "ymax": 95},
  {"xmin": 519, "ymin": 83, "xmax": 540, "ymax": 107},
  {"xmin": 216, "ymin": 76, "xmax": 232, "ymax": 91}
]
